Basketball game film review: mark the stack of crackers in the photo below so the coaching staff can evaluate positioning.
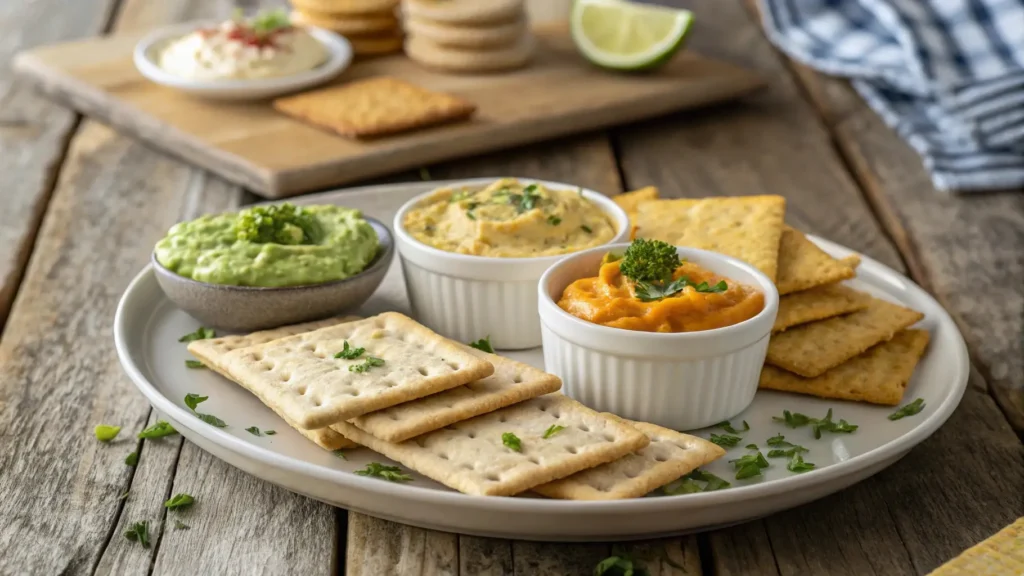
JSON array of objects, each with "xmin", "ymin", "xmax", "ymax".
[
  {"xmin": 617, "ymin": 187, "xmax": 930, "ymax": 407},
  {"xmin": 402, "ymin": 0, "xmax": 534, "ymax": 73},
  {"xmin": 189, "ymin": 312, "xmax": 725, "ymax": 499},
  {"xmin": 290, "ymin": 0, "xmax": 403, "ymax": 57}
]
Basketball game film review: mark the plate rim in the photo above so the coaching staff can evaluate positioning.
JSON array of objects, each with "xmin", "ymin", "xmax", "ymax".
[{"xmin": 114, "ymin": 181, "xmax": 970, "ymax": 519}]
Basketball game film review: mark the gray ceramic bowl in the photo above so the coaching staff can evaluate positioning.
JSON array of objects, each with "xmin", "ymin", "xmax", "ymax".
[{"xmin": 153, "ymin": 217, "xmax": 394, "ymax": 332}]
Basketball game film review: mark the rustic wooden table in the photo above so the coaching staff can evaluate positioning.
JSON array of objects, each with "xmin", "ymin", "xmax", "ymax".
[{"xmin": 1, "ymin": 1, "xmax": 1021, "ymax": 575}]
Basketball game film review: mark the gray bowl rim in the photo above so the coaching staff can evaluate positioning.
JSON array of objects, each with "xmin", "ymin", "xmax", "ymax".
[{"xmin": 150, "ymin": 216, "xmax": 394, "ymax": 292}]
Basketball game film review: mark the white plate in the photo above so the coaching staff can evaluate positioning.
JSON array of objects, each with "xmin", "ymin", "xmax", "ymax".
[
  {"xmin": 133, "ymin": 20, "xmax": 352, "ymax": 101},
  {"xmin": 114, "ymin": 180, "xmax": 969, "ymax": 541}
]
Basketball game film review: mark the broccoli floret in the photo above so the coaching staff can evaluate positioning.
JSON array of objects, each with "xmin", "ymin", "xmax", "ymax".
[{"xmin": 618, "ymin": 238, "xmax": 680, "ymax": 284}]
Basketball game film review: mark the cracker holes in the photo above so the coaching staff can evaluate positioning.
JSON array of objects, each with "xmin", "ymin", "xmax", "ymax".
[
  {"xmin": 527, "ymin": 456, "xmax": 540, "ymax": 465},
  {"xmin": 624, "ymin": 471, "xmax": 638, "ymax": 479},
  {"xmin": 312, "ymin": 397, "xmax": 322, "ymax": 407},
  {"xmin": 654, "ymin": 455, "xmax": 668, "ymax": 462},
  {"xmin": 446, "ymin": 362, "xmax": 461, "ymax": 371},
  {"xmin": 603, "ymin": 434, "xmax": 615, "ymax": 442},
  {"xmin": 314, "ymin": 352, "xmax": 327, "ymax": 359},
  {"xmin": 485, "ymin": 473, "xmax": 500, "ymax": 482},
  {"xmin": 498, "ymin": 415, "xmax": 507, "ymax": 423},
  {"xmin": 253, "ymin": 352, "xmax": 264, "ymax": 361},
  {"xmin": 578, "ymin": 424, "xmax": 590, "ymax": 432},
  {"xmin": 417, "ymin": 367, "xmax": 429, "ymax": 376},
  {"xmin": 439, "ymin": 453, "xmax": 450, "ymax": 460},
  {"xmin": 565, "ymin": 446, "xmax": 578, "ymax": 454},
  {"xmin": 280, "ymin": 372, "xmax": 292, "ymax": 382},
  {"xmin": 388, "ymin": 413, "xmax": 399, "ymax": 421},
  {"xmin": 301, "ymin": 343, "xmax": 315, "ymax": 352},
  {"xmin": 467, "ymin": 432, "xmax": 477, "ymax": 439},
  {"xmin": 512, "ymin": 374, "xmax": 523, "ymax": 384},
  {"xmin": 296, "ymin": 386, "xmax": 308, "ymax": 395},
  {"xmin": 414, "ymin": 438, "xmax": 427, "ymax": 448},
  {"xmin": 460, "ymin": 463, "xmax": 473, "ymax": 470},
  {"xmin": 552, "ymin": 412, "xmax": 561, "ymax": 419},
  {"xmin": 382, "ymin": 380, "xmax": 397, "ymax": 388},
  {"xmin": 259, "ymin": 361, "xmax": 274, "ymax": 371}
]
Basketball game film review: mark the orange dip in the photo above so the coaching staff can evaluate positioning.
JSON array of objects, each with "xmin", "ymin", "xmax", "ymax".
[{"xmin": 558, "ymin": 260, "xmax": 765, "ymax": 333}]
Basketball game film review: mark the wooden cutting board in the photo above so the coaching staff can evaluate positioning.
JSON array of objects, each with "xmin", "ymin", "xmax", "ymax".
[{"xmin": 13, "ymin": 25, "xmax": 764, "ymax": 198}]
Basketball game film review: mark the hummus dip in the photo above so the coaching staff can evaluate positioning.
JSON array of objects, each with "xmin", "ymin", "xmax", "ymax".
[
  {"xmin": 154, "ymin": 204, "xmax": 379, "ymax": 288},
  {"xmin": 559, "ymin": 256, "xmax": 764, "ymax": 333},
  {"xmin": 402, "ymin": 179, "xmax": 618, "ymax": 258},
  {"xmin": 158, "ymin": 10, "xmax": 327, "ymax": 81}
]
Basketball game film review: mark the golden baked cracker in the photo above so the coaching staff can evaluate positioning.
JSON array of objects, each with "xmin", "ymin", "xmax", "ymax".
[
  {"xmin": 404, "ymin": 14, "xmax": 526, "ymax": 49},
  {"xmin": 633, "ymin": 196, "xmax": 786, "ymax": 281},
  {"xmin": 760, "ymin": 330, "xmax": 930, "ymax": 405},
  {"xmin": 348, "ymin": 32, "xmax": 404, "ymax": 56},
  {"xmin": 775, "ymin": 227, "xmax": 857, "ymax": 294},
  {"xmin": 273, "ymin": 77, "xmax": 476, "ymax": 139},
  {"xmin": 290, "ymin": 9, "xmax": 399, "ymax": 35},
  {"xmin": 403, "ymin": 0, "xmax": 524, "ymax": 25},
  {"xmin": 404, "ymin": 34, "xmax": 534, "ymax": 73},
  {"xmin": 928, "ymin": 517, "xmax": 1024, "ymax": 576},
  {"xmin": 773, "ymin": 284, "xmax": 871, "ymax": 333},
  {"xmin": 211, "ymin": 313, "xmax": 494, "ymax": 429},
  {"xmin": 613, "ymin": 186, "xmax": 659, "ymax": 217},
  {"xmin": 532, "ymin": 417, "xmax": 724, "ymax": 500},
  {"xmin": 766, "ymin": 297, "xmax": 924, "ymax": 377},
  {"xmin": 290, "ymin": 0, "xmax": 398, "ymax": 16},
  {"xmin": 332, "ymin": 394, "xmax": 650, "ymax": 496},
  {"xmin": 189, "ymin": 316, "xmax": 361, "ymax": 450},
  {"xmin": 342, "ymin": 350, "xmax": 561, "ymax": 442},
  {"xmin": 840, "ymin": 254, "xmax": 862, "ymax": 269}
]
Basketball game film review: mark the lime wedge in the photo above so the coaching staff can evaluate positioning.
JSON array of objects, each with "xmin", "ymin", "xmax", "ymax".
[{"xmin": 571, "ymin": 0, "xmax": 694, "ymax": 71}]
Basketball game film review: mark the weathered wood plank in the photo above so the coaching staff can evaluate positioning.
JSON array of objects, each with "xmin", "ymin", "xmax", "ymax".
[
  {"xmin": 512, "ymin": 541, "xmax": 610, "ymax": 575},
  {"xmin": 0, "ymin": 0, "xmax": 116, "ymax": 329},
  {"xmin": 615, "ymin": 1, "xmax": 1024, "ymax": 575},
  {"xmin": 784, "ymin": 63, "xmax": 1024, "ymax": 431},
  {"xmin": 347, "ymin": 514, "xmax": 458, "ymax": 576},
  {"xmin": 459, "ymin": 536, "xmax": 514, "ymax": 576}
]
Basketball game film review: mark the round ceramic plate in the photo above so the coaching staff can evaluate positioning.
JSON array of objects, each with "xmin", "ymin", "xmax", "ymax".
[
  {"xmin": 133, "ymin": 20, "xmax": 352, "ymax": 101},
  {"xmin": 114, "ymin": 180, "xmax": 969, "ymax": 541}
]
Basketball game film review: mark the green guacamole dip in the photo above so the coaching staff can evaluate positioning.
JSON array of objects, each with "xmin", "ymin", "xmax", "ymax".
[{"xmin": 154, "ymin": 204, "xmax": 379, "ymax": 288}]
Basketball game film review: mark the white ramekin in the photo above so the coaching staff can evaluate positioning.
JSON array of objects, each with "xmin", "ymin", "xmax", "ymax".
[
  {"xmin": 393, "ymin": 178, "xmax": 631, "ymax": 350},
  {"xmin": 537, "ymin": 244, "xmax": 779, "ymax": 430}
]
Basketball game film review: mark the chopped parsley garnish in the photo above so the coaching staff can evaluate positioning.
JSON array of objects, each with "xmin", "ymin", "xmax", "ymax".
[
  {"xmin": 663, "ymin": 478, "xmax": 703, "ymax": 495},
  {"xmin": 547, "ymin": 215, "xmax": 562, "ymax": 226},
  {"xmin": 764, "ymin": 434, "xmax": 808, "ymax": 458},
  {"xmin": 888, "ymin": 398, "xmax": 925, "ymax": 420},
  {"xmin": 773, "ymin": 409, "xmax": 857, "ymax": 439},
  {"xmin": 138, "ymin": 421, "xmax": 177, "ymax": 439},
  {"xmin": 542, "ymin": 424, "xmax": 566, "ymax": 439},
  {"xmin": 709, "ymin": 433, "xmax": 742, "ymax": 447},
  {"xmin": 264, "ymin": 430, "xmax": 276, "ymax": 436},
  {"xmin": 234, "ymin": 203, "xmax": 320, "ymax": 246},
  {"xmin": 124, "ymin": 521, "xmax": 150, "ymax": 548},
  {"xmin": 334, "ymin": 341, "xmax": 365, "ymax": 360},
  {"xmin": 580, "ymin": 225, "xmax": 592, "ymax": 233},
  {"xmin": 450, "ymin": 189, "xmax": 471, "ymax": 203},
  {"xmin": 356, "ymin": 462, "xmax": 412, "ymax": 483},
  {"xmin": 716, "ymin": 420, "xmax": 750, "ymax": 434},
  {"xmin": 745, "ymin": 443, "xmax": 758, "ymax": 450},
  {"xmin": 517, "ymin": 184, "xmax": 540, "ymax": 212},
  {"xmin": 125, "ymin": 452, "xmax": 138, "ymax": 467},
  {"xmin": 164, "ymin": 493, "xmax": 195, "ymax": 510},
  {"xmin": 349, "ymin": 356, "xmax": 385, "ymax": 373},
  {"xmin": 468, "ymin": 336, "xmax": 495, "ymax": 353},
  {"xmin": 173, "ymin": 520, "xmax": 190, "ymax": 531},
  {"xmin": 184, "ymin": 393, "xmax": 227, "ymax": 428},
  {"xmin": 185, "ymin": 359, "xmax": 206, "ymax": 369},
  {"xmin": 502, "ymin": 432, "xmax": 522, "ymax": 452},
  {"xmin": 248, "ymin": 8, "xmax": 291, "ymax": 36},
  {"xmin": 730, "ymin": 450, "xmax": 770, "ymax": 480},
  {"xmin": 787, "ymin": 453, "xmax": 816, "ymax": 473},
  {"xmin": 95, "ymin": 424, "xmax": 121, "ymax": 442},
  {"xmin": 333, "ymin": 449, "xmax": 346, "ymax": 460},
  {"xmin": 663, "ymin": 469, "xmax": 731, "ymax": 494},
  {"xmin": 634, "ymin": 276, "xmax": 728, "ymax": 302},
  {"xmin": 245, "ymin": 427, "xmax": 261, "ymax": 436},
  {"xmin": 178, "ymin": 327, "xmax": 216, "ymax": 343},
  {"xmin": 465, "ymin": 203, "xmax": 478, "ymax": 220}
]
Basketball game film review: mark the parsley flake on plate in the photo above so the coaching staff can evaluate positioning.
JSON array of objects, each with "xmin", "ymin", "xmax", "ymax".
[
  {"xmin": 349, "ymin": 356, "xmax": 385, "ymax": 373},
  {"xmin": 334, "ymin": 341, "xmax": 365, "ymax": 360},
  {"xmin": 94, "ymin": 424, "xmax": 121, "ymax": 442},
  {"xmin": 502, "ymin": 432, "xmax": 522, "ymax": 452},
  {"xmin": 184, "ymin": 393, "xmax": 227, "ymax": 428},
  {"xmin": 716, "ymin": 419, "xmax": 750, "ymax": 434},
  {"xmin": 773, "ymin": 408, "xmax": 857, "ymax": 439},
  {"xmin": 184, "ymin": 359, "xmax": 206, "ymax": 369},
  {"xmin": 767, "ymin": 446, "xmax": 808, "ymax": 458},
  {"xmin": 888, "ymin": 398, "xmax": 926, "ymax": 420},
  {"xmin": 178, "ymin": 327, "xmax": 215, "ymax": 343},
  {"xmin": 787, "ymin": 453, "xmax": 816, "ymax": 473},
  {"xmin": 245, "ymin": 426, "xmax": 261, "ymax": 436},
  {"xmin": 468, "ymin": 336, "xmax": 495, "ymax": 354},
  {"xmin": 664, "ymin": 469, "xmax": 731, "ymax": 494},
  {"xmin": 333, "ymin": 449, "xmax": 347, "ymax": 460},
  {"xmin": 184, "ymin": 394, "xmax": 208, "ymax": 411},
  {"xmin": 745, "ymin": 443, "xmax": 758, "ymax": 450},
  {"xmin": 730, "ymin": 450, "xmax": 769, "ymax": 480},
  {"xmin": 125, "ymin": 452, "xmax": 138, "ymax": 467},
  {"xmin": 542, "ymin": 424, "xmax": 566, "ymax": 439},
  {"xmin": 164, "ymin": 493, "xmax": 195, "ymax": 510},
  {"xmin": 264, "ymin": 430, "xmax": 277, "ymax": 436},
  {"xmin": 709, "ymin": 433, "xmax": 742, "ymax": 447},
  {"xmin": 138, "ymin": 420, "xmax": 177, "ymax": 439},
  {"xmin": 356, "ymin": 462, "xmax": 412, "ymax": 483},
  {"xmin": 124, "ymin": 521, "xmax": 150, "ymax": 548}
]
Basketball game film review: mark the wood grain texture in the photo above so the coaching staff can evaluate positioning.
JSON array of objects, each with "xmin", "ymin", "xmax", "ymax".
[
  {"xmin": 13, "ymin": 25, "xmax": 763, "ymax": 198},
  {"xmin": 784, "ymin": 63, "xmax": 1024, "ymax": 432},
  {"xmin": 347, "ymin": 514, "xmax": 458, "ymax": 576},
  {"xmin": 460, "ymin": 536, "xmax": 514, "ymax": 576},
  {"xmin": 0, "ymin": 0, "xmax": 116, "ymax": 329}
]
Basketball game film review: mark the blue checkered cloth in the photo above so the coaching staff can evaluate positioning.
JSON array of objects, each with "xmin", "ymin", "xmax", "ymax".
[{"xmin": 759, "ymin": 0, "xmax": 1024, "ymax": 193}]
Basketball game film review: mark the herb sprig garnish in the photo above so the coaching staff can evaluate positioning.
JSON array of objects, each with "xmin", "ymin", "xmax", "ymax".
[
  {"xmin": 773, "ymin": 409, "xmax": 857, "ymax": 439},
  {"xmin": 663, "ymin": 469, "xmax": 730, "ymax": 494},
  {"xmin": 618, "ymin": 239, "xmax": 727, "ymax": 302},
  {"xmin": 95, "ymin": 425, "xmax": 121, "ymax": 442},
  {"xmin": 709, "ymin": 433, "xmax": 742, "ymax": 448},
  {"xmin": 138, "ymin": 421, "xmax": 177, "ymax": 439},
  {"xmin": 184, "ymin": 393, "xmax": 227, "ymax": 428},
  {"xmin": 356, "ymin": 462, "xmax": 413, "ymax": 483},
  {"xmin": 502, "ymin": 432, "xmax": 522, "ymax": 452},
  {"xmin": 730, "ymin": 450, "xmax": 770, "ymax": 480},
  {"xmin": 543, "ymin": 424, "xmax": 566, "ymax": 439},
  {"xmin": 124, "ymin": 521, "xmax": 150, "ymax": 548},
  {"xmin": 234, "ymin": 203, "xmax": 320, "ymax": 246},
  {"xmin": 888, "ymin": 398, "xmax": 925, "ymax": 420},
  {"xmin": 349, "ymin": 356, "xmax": 385, "ymax": 373},
  {"xmin": 179, "ymin": 327, "xmax": 215, "ymax": 343},
  {"xmin": 468, "ymin": 336, "xmax": 495, "ymax": 354},
  {"xmin": 164, "ymin": 493, "xmax": 195, "ymax": 510},
  {"xmin": 334, "ymin": 341, "xmax": 365, "ymax": 360}
]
